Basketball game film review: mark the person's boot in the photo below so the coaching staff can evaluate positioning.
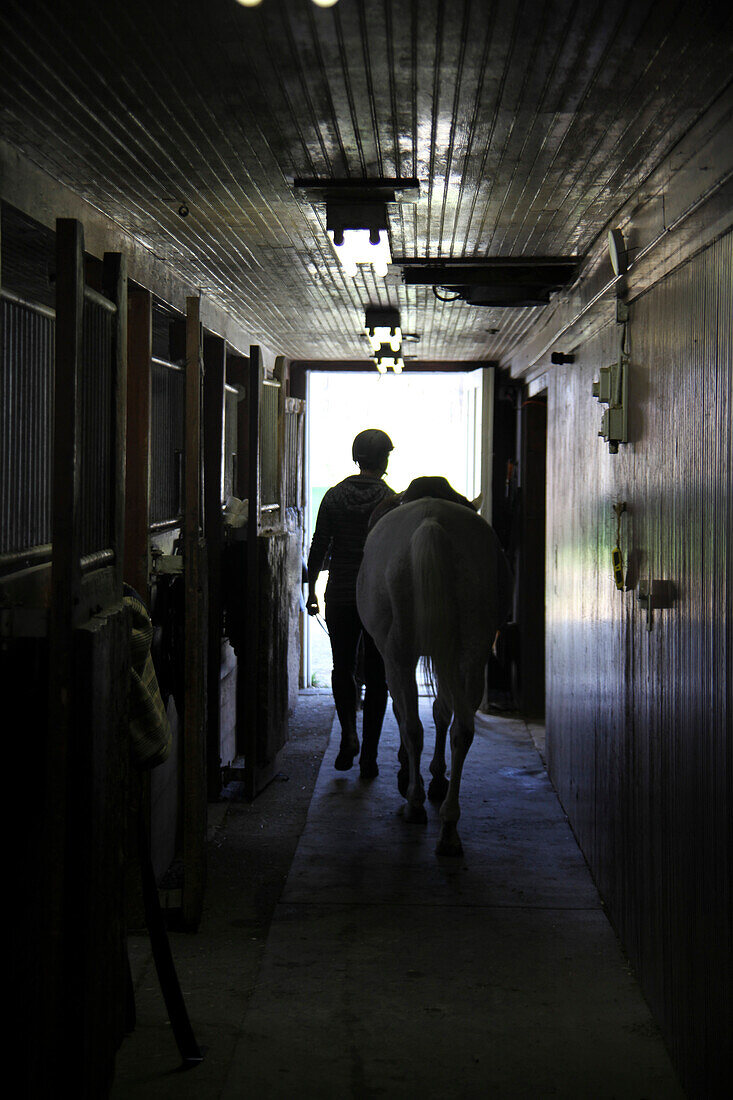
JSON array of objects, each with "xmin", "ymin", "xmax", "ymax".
[
  {"xmin": 331, "ymin": 669, "xmax": 359, "ymax": 769},
  {"xmin": 359, "ymin": 681, "xmax": 388, "ymax": 778}
]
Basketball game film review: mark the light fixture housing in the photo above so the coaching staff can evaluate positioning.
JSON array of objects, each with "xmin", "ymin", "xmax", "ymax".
[
  {"xmin": 294, "ymin": 178, "xmax": 419, "ymax": 280},
  {"xmin": 327, "ymin": 202, "xmax": 391, "ymax": 278},
  {"xmin": 364, "ymin": 306, "xmax": 401, "ymax": 354},
  {"xmin": 364, "ymin": 306, "xmax": 403, "ymax": 372},
  {"xmin": 373, "ymin": 351, "xmax": 403, "ymax": 374}
]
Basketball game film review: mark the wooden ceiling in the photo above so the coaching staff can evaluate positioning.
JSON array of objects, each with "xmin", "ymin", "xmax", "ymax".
[{"xmin": 1, "ymin": 0, "xmax": 731, "ymax": 365}]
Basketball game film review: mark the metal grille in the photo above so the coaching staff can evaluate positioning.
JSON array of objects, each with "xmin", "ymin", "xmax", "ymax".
[
  {"xmin": 282, "ymin": 398, "xmax": 304, "ymax": 512},
  {"xmin": 224, "ymin": 384, "xmax": 238, "ymax": 502},
  {"xmin": 150, "ymin": 357, "xmax": 184, "ymax": 526},
  {"xmin": 78, "ymin": 299, "xmax": 113, "ymax": 556},
  {"xmin": 0, "ymin": 294, "xmax": 54, "ymax": 559},
  {"xmin": 259, "ymin": 380, "xmax": 280, "ymax": 507}
]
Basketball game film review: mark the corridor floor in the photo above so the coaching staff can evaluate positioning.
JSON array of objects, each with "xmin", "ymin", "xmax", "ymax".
[{"xmin": 113, "ymin": 694, "xmax": 683, "ymax": 1099}]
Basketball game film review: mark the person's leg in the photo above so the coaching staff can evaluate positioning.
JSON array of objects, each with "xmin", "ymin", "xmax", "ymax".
[
  {"xmin": 325, "ymin": 602, "xmax": 362, "ymax": 769},
  {"xmin": 360, "ymin": 627, "xmax": 389, "ymax": 777}
]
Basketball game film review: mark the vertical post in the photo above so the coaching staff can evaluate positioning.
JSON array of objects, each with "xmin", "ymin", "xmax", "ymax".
[
  {"xmin": 275, "ymin": 355, "xmax": 286, "ymax": 510},
  {"xmin": 244, "ymin": 345, "xmax": 261, "ymax": 799},
  {"xmin": 103, "ymin": 252, "xmax": 127, "ymax": 598},
  {"xmin": 518, "ymin": 393, "xmax": 547, "ymax": 717},
  {"xmin": 203, "ymin": 334, "xmax": 226, "ymax": 800},
  {"xmin": 124, "ymin": 289, "xmax": 152, "ymax": 598},
  {"xmin": 43, "ymin": 217, "xmax": 84, "ymax": 1088},
  {"xmin": 182, "ymin": 296, "xmax": 206, "ymax": 929}
]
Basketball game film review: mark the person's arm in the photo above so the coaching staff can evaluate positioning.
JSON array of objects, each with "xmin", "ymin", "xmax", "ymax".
[{"xmin": 305, "ymin": 496, "xmax": 332, "ymax": 616}]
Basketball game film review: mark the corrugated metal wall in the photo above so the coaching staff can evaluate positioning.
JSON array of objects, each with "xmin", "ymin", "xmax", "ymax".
[{"xmin": 546, "ymin": 231, "xmax": 732, "ymax": 1097}]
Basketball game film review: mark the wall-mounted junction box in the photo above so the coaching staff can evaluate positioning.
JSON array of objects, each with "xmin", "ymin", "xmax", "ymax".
[{"xmin": 593, "ymin": 302, "xmax": 629, "ymax": 454}]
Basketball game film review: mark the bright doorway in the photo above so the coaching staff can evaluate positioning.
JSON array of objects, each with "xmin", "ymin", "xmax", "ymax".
[{"xmin": 304, "ymin": 369, "xmax": 486, "ymax": 687}]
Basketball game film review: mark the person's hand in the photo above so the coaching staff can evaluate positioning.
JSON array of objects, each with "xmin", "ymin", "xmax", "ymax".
[{"xmin": 306, "ymin": 593, "xmax": 319, "ymax": 616}]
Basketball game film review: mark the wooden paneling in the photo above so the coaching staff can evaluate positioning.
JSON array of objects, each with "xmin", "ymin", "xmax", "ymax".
[{"xmin": 546, "ymin": 231, "xmax": 732, "ymax": 1096}]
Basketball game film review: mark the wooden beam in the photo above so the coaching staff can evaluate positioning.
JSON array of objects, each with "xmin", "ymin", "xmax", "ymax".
[
  {"xmin": 124, "ymin": 289, "xmax": 152, "ymax": 598},
  {"xmin": 103, "ymin": 251, "xmax": 127, "ymax": 599},
  {"xmin": 181, "ymin": 296, "xmax": 206, "ymax": 929},
  {"xmin": 243, "ymin": 345, "xmax": 261, "ymax": 799},
  {"xmin": 203, "ymin": 334, "xmax": 226, "ymax": 800},
  {"xmin": 44, "ymin": 215, "xmax": 85, "ymax": 1090}
]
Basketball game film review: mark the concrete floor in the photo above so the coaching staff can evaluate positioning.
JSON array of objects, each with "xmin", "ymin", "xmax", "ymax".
[{"xmin": 112, "ymin": 694, "xmax": 684, "ymax": 1099}]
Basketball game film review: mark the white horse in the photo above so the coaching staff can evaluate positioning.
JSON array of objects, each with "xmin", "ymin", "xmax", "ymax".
[{"xmin": 357, "ymin": 495, "xmax": 510, "ymax": 856}]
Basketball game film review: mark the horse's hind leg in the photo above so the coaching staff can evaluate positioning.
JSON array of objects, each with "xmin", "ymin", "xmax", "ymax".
[
  {"xmin": 386, "ymin": 660, "xmax": 426, "ymax": 823},
  {"xmin": 437, "ymin": 715, "xmax": 473, "ymax": 855},
  {"xmin": 436, "ymin": 668, "xmax": 482, "ymax": 856},
  {"xmin": 428, "ymin": 691, "xmax": 450, "ymax": 804}
]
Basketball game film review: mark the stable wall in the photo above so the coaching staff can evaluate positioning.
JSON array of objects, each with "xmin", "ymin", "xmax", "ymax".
[{"xmin": 545, "ymin": 231, "xmax": 732, "ymax": 1097}]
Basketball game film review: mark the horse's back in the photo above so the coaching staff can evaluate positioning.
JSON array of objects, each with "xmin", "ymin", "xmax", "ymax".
[{"xmin": 357, "ymin": 498, "xmax": 507, "ymax": 648}]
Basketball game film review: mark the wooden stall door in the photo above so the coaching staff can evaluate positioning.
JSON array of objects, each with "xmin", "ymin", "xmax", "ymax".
[
  {"xmin": 44, "ymin": 219, "xmax": 129, "ymax": 1097},
  {"xmin": 180, "ymin": 296, "xmax": 207, "ymax": 929},
  {"xmin": 241, "ymin": 345, "xmax": 289, "ymax": 799}
]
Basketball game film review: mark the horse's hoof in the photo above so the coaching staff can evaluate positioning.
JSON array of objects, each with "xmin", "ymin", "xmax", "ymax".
[
  {"xmin": 359, "ymin": 758, "xmax": 379, "ymax": 779},
  {"xmin": 436, "ymin": 828, "xmax": 463, "ymax": 857},
  {"xmin": 427, "ymin": 777, "xmax": 449, "ymax": 803},
  {"xmin": 334, "ymin": 741, "xmax": 359, "ymax": 770},
  {"xmin": 404, "ymin": 803, "xmax": 428, "ymax": 824}
]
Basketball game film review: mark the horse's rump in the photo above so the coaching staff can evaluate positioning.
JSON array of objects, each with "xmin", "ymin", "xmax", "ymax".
[
  {"xmin": 359, "ymin": 498, "xmax": 500, "ymax": 699},
  {"xmin": 410, "ymin": 515, "xmax": 460, "ymax": 703}
]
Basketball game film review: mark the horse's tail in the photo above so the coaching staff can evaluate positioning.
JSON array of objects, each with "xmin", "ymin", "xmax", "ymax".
[{"xmin": 410, "ymin": 516, "xmax": 460, "ymax": 704}]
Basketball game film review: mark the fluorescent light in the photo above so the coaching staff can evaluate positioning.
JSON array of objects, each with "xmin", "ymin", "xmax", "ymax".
[
  {"xmin": 328, "ymin": 227, "xmax": 391, "ymax": 279},
  {"xmin": 373, "ymin": 352, "xmax": 404, "ymax": 374},
  {"xmin": 366, "ymin": 326, "xmax": 402, "ymax": 354}
]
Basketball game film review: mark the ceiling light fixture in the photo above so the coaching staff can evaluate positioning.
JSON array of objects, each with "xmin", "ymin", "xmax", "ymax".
[
  {"xmin": 365, "ymin": 306, "xmax": 403, "ymax": 374},
  {"xmin": 365, "ymin": 306, "xmax": 401, "ymax": 354},
  {"xmin": 236, "ymin": 0, "xmax": 339, "ymax": 7},
  {"xmin": 374, "ymin": 351, "xmax": 404, "ymax": 375},
  {"xmin": 328, "ymin": 206, "xmax": 391, "ymax": 279},
  {"xmin": 294, "ymin": 178, "xmax": 420, "ymax": 281}
]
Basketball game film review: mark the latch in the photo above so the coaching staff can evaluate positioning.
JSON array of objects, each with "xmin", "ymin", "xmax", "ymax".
[{"xmin": 637, "ymin": 579, "xmax": 675, "ymax": 632}]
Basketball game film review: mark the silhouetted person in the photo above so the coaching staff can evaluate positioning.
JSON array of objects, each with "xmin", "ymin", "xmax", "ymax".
[{"xmin": 306, "ymin": 429, "xmax": 395, "ymax": 777}]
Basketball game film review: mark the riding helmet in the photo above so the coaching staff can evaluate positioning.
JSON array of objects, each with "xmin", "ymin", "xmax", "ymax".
[{"xmin": 352, "ymin": 428, "xmax": 394, "ymax": 468}]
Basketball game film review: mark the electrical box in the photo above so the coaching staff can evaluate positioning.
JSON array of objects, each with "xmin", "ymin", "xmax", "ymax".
[
  {"xmin": 593, "ymin": 315, "xmax": 629, "ymax": 454},
  {"xmin": 592, "ymin": 366, "xmax": 613, "ymax": 403}
]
